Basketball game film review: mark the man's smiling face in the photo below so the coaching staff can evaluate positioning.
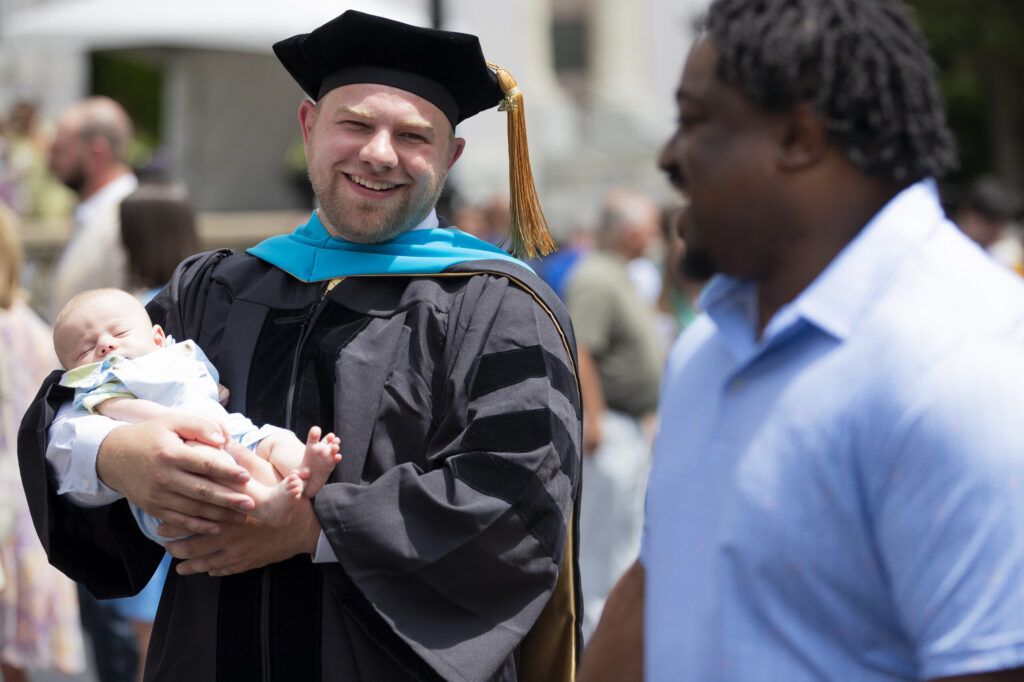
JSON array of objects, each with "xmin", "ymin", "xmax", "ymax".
[{"xmin": 300, "ymin": 82, "xmax": 465, "ymax": 243}]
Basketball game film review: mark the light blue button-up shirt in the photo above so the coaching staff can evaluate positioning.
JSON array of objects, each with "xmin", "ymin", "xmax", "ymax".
[{"xmin": 643, "ymin": 181, "xmax": 1024, "ymax": 680}]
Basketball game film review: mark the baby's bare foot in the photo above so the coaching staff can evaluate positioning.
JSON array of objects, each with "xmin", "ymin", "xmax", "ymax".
[
  {"xmin": 245, "ymin": 472, "xmax": 304, "ymax": 526},
  {"xmin": 301, "ymin": 426, "xmax": 342, "ymax": 498}
]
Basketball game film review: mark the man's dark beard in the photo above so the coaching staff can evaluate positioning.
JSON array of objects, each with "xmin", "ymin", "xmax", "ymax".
[
  {"xmin": 60, "ymin": 167, "xmax": 86, "ymax": 195},
  {"xmin": 680, "ymin": 247, "xmax": 717, "ymax": 282}
]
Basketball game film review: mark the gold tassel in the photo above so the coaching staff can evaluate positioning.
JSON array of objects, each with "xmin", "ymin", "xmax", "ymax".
[{"xmin": 487, "ymin": 62, "xmax": 557, "ymax": 259}]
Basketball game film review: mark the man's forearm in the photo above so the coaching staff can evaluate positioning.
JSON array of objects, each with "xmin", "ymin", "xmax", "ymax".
[
  {"xmin": 579, "ymin": 559, "xmax": 644, "ymax": 682},
  {"xmin": 577, "ymin": 344, "xmax": 607, "ymax": 453}
]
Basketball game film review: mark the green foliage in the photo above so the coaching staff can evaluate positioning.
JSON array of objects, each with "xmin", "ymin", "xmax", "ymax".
[
  {"xmin": 88, "ymin": 51, "xmax": 163, "ymax": 167},
  {"xmin": 906, "ymin": 0, "xmax": 1024, "ymax": 184}
]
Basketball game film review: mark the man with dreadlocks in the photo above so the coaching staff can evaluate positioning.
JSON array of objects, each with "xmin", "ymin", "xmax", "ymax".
[{"xmin": 579, "ymin": 1, "xmax": 1024, "ymax": 681}]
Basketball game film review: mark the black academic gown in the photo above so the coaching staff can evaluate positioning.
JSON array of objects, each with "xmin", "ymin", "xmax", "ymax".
[{"xmin": 19, "ymin": 247, "xmax": 582, "ymax": 681}]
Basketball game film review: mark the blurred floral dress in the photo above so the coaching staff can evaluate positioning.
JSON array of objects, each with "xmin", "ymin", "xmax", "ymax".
[{"xmin": 0, "ymin": 299, "xmax": 85, "ymax": 673}]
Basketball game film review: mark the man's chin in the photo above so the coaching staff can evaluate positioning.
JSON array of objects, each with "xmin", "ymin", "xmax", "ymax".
[{"xmin": 321, "ymin": 215, "xmax": 412, "ymax": 244}]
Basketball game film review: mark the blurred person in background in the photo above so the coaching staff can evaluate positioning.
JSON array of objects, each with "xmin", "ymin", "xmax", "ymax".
[
  {"xmin": 533, "ymin": 217, "xmax": 596, "ymax": 301},
  {"xmin": 120, "ymin": 182, "xmax": 202, "ymax": 303},
  {"xmin": 0, "ymin": 203, "xmax": 86, "ymax": 682},
  {"xmin": 0, "ymin": 101, "xmax": 75, "ymax": 220},
  {"xmin": 565, "ymin": 187, "xmax": 664, "ymax": 642},
  {"xmin": 655, "ymin": 204, "xmax": 704, "ymax": 347},
  {"xmin": 450, "ymin": 202, "xmax": 490, "ymax": 242},
  {"xmin": 46, "ymin": 96, "xmax": 137, "ymax": 322},
  {"xmin": 955, "ymin": 175, "xmax": 1024, "ymax": 274}
]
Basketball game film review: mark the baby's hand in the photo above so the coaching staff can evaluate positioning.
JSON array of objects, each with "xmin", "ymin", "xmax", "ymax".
[{"xmin": 217, "ymin": 383, "xmax": 230, "ymax": 406}]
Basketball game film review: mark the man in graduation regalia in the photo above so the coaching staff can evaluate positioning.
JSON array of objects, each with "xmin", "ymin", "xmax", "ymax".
[{"xmin": 19, "ymin": 11, "xmax": 582, "ymax": 682}]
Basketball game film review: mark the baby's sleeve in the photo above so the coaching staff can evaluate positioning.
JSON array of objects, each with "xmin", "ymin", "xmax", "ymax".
[
  {"xmin": 75, "ymin": 381, "xmax": 135, "ymax": 414},
  {"xmin": 60, "ymin": 362, "xmax": 135, "ymax": 414}
]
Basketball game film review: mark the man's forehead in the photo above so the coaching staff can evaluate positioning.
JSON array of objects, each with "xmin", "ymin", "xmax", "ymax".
[
  {"xmin": 679, "ymin": 35, "xmax": 721, "ymax": 100},
  {"xmin": 322, "ymin": 83, "xmax": 453, "ymax": 130}
]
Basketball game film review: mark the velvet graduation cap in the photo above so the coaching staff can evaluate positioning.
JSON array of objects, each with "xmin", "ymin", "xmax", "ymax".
[{"xmin": 272, "ymin": 10, "xmax": 555, "ymax": 259}]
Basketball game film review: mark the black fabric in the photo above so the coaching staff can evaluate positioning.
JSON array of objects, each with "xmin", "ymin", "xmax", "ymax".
[
  {"xmin": 273, "ymin": 10, "xmax": 503, "ymax": 126},
  {"xmin": 463, "ymin": 408, "xmax": 553, "ymax": 454},
  {"xmin": 549, "ymin": 404, "xmax": 580, "ymax": 484},
  {"xmin": 471, "ymin": 346, "xmax": 547, "ymax": 398},
  {"xmin": 216, "ymin": 571, "xmax": 261, "ymax": 682},
  {"xmin": 246, "ymin": 303, "xmax": 316, "ymax": 428},
  {"xmin": 291, "ymin": 303, "xmax": 367, "ymax": 438},
  {"xmin": 269, "ymin": 557, "xmax": 322, "ymax": 682},
  {"xmin": 451, "ymin": 451, "xmax": 567, "ymax": 561},
  {"xmin": 470, "ymin": 345, "xmax": 581, "ymax": 419}
]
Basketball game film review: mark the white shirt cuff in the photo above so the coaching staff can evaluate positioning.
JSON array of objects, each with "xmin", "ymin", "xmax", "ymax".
[
  {"xmin": 312, "ymin": 531, "xmax": 337, "ymax": 563},
  {"xmin": 49, "ymin": 403, "xmax": 125, "ymax": 506}
]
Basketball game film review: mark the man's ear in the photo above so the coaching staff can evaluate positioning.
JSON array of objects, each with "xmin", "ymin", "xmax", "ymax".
[
  {"xmin": 298, "ymin": 100, "xmax": 317, "ymax": 145},
  {"xmin": 448, "ymin": 137, "xmax": 466, "ymax": 170},
  {"xmin": 776, "ymin": 101, "xmax": 828, "ymax": 172},
  {"xmin": 153, "ymin": 324, "xmax": 166, "ymax": 347}
]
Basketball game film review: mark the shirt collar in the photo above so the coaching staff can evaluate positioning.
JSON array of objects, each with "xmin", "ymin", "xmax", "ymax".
[
  {"xmin": 73, "ymin": 173, "xmax": 138, "ymax": 228},
  {"xmin": 703, "ymin": 180, "xmax": 947, "ymax": 360}
]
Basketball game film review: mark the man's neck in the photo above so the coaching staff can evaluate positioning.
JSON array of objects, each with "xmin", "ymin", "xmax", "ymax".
[{"xmin": 755, "ymin": 177, "xmax": 903, "ymax": 333}]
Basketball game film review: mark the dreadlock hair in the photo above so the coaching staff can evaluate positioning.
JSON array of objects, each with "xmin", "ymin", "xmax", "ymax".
[{"xmin": 704, "ymin": 0, "xmax": 958, "ymax": 185}]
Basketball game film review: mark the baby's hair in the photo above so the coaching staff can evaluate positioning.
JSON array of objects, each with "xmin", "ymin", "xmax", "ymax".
[
  {"xmin": 704, "ymin": 0, "xmax": 958, "ymax": 184},
  {"xmin": 54, "ymin": 287, "xmax": 144, "ymax": 329}
]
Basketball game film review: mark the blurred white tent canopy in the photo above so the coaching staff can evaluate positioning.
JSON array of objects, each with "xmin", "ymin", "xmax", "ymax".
[{"xmin": 2, "ymin": 0, "xmax": 425, "ymax": 52}]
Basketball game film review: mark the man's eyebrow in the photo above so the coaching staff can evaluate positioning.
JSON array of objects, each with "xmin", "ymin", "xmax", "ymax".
[
  {"xmin": 334, "ymin": 104, "xmax": 373, "ymax": 118},
  {"xmin": 333, "ymin": 105, "xmax": 436, "ymax": 133}
]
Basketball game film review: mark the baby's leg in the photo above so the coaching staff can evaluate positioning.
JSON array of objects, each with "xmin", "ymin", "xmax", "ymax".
[
  {"xmin": 226, "ymin": 442, "xmax": 304, "ymax": 526},
  {"xmin": 264, "ymin": 427, "xmax": 341, "ymax": 498}
]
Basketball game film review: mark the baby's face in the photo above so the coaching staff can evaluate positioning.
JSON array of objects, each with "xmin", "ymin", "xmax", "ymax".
[{"xmin": 55, "ymin": 293, "xmax": 164, "ymax": 369}]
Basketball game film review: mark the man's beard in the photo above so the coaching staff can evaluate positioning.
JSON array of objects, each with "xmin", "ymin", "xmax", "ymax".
[
  {"xmin": 679, "ymin": 246, "xmax": 717, "ymax": 282},
  {"xmin": 310, "ymin": 169, "xmax": 446, "ymax": 244},
  {"xmin": 60, "ymin": 163, "xmax": 86, "ymax": 195}
]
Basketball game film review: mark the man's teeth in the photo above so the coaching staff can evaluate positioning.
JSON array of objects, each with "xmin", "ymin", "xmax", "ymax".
[{"xmin": 350, "ymin": 175, "xmax": 397, "ymax": 191}]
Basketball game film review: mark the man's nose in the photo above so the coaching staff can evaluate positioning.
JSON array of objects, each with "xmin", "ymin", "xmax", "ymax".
[{"xmin": 360, "ymin": 130, "xmax": 398, "ymax": 170}]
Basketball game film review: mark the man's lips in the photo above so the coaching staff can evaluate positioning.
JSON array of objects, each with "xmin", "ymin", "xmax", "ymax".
[{"xmin": 346, "ymin": 173, "xmax": 400, "ymax": 191}]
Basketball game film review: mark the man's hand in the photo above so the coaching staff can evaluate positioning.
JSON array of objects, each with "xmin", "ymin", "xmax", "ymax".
[
  {"xmin": 96, "ymin": 414, "xmax": 256, "ymax": 535},
  {"xmin": 163, "ymin": 500, "xmax": 323, "ymax": 576},
  {"xmin": 217, "ymin": 383, "xmax": 230, "ymax": 407},
  {"xmin": 582, "ymin": 413, "xmax": 604, "ymax": 455}
]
